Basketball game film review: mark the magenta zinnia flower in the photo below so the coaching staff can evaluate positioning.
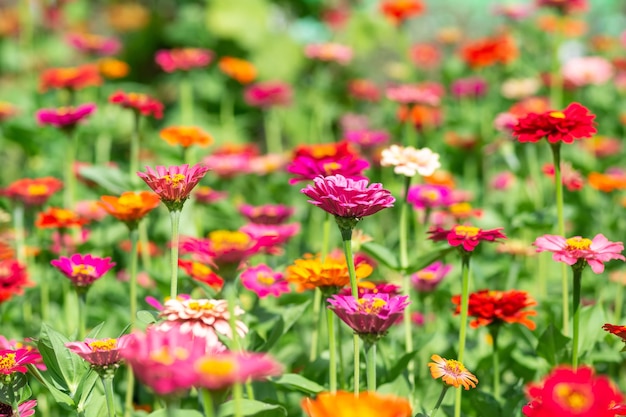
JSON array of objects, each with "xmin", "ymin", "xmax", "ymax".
[
  {"xmin": 240, "ymin": 223, "xmax": 300, "ymax": 254},
  {"xmin": 327, "ymin": 293, "xmax": 409, "ymax": 341},
  {"xmin": 534, "ymin": 234, "xmax": 625, "ymax": 273},
  {"xmin": 0, "ymin": 348, "xmax": 42, "ymax": 375},
  {"xmin": 66, "ymin": 335, "xmax": 132, "ymax": 370},
  {"xmin": 50, "ymin": 253, "xmax": 115, "ymax": 288},
  {"xmin": 241, "ymin": 264, "xmax": 290, "ymax": 298},
  {"xmin": 155, "ymin": 48, "xmax": 214, "ymax": 73},
  {"xmin": 244, "ymin": 81, "xmax": 293, "ymax": 107},
  {"xmin": 411, "ymin": 261, "xmax": 452, "ymax": 292},
  {"xmin": 0, "ymin": 399, "xmax": 37, "ymax": 417},
  {"xmin": 36, "ymin": 103, "xmax": 96, "ymax": 129},
  {"xmin": 239, "ymin": 204, "xmax": 294, "ymax": 225},
  {"xmin": 429, "ymin": 224, "xmax": 506, "ymax": 252},
  {"xmin": 407, "ymin": 184, "xmax": 453, "ymax": 209},
  {"xmin": 301, "ymin": 174, "xmax": 395, "ymax": 223},
  {"xmin": 194, "ymin": 351, "xmax": 283, "ymax": 390},
  {"xmin": 137, "ymin": 164, "xmax": 210, "ymax": 211}
]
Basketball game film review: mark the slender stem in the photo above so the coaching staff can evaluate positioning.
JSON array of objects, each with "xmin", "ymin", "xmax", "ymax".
[
  {"xmin": 169, "ymin": 210, "xmax": 181, "ymax": 298},
  {"xmin": 232, "ymin": 381, "xmax": 244, "ymax": 417},
  {"xmin": 551, "ymin": 144, "xmax": 569, "ymax": 335},
  {"xmin": 430, "ymin": 385, "xmax": 450, "ymax": 417},
  {"xmin": 309, "ymin": 288, "xmax": 322, "ymax": 362},
  {"xmin": 491, "ymin": 325, "xmax": 501, "ymax": 399},
  {"xmin": 225, "ymin": 280, "xmax": 241, "ymax": 351},
  {"xmin": 321, "ymin": 213, "xmax": 331, "ymax": 262},
  {"xmin": 201, "ymin": 389, "xmax": 215, "ymax": 417},
  {"xmin": 124, "ymin": 227, "xmax": 139, "ymax": 417},
  {"xmin": 130, "ymin": 112, "xmax": 141, "ymax": 187},
  {"xmin": 246, "ymin": 381, "xmax": 255, "ymax": 400},
  {"xmin": 65, "ymin": 130, "xmax": 77, "ymax": 209},
  {"xmin": 353, "ymin": 333, "xmax": 360, "ymax": 397},
  {"xmin": 103, "ymin": 375, "xmax": 117, "ymax": 417},
  {"xmin": 13, "ymin": 203, "xmax": 26, "ymax": 263},
  {"xmin": 572, "ymin": 267, "xmax": 582, "ymax": 368},
  {"xmin": 264, "ymin": 108, "xmax": 282, "ymax": 154},
  {"xmin": 336, "ymin": 319, "xmax": 346, "ymax": 389},
  {"xmin": 180, "ymin": 74, "xmax": 194, "ymax": 125},
  {"xmin": 454, "ymin": 255, "xmax": 471, "ymax": 417},
  {"xmin": 326, "ymin": 307, "xmax": 337, "ymax": 393},
  {"xmin": 77, "ymin": 290, "xmax": 87, "ymax": 340},
  {"xmin": 614, "ymin": 282, "xmax": 624, "ymax": 323},
  {"xmin": 399, "ymin": 176, "xmax": 414, "ymax": 388},
  {"xmin": 365, "ymin": 342, "xmax": 376, "ymax": 392},
  {"xmin": 341, "ymin": 236, "xmax": 358, "ymax": 298}
]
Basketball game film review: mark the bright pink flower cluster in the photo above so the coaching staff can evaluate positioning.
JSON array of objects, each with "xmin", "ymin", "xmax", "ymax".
[
  {"xmin": 244, "ymin": 81, "xmax": 293, "ymax": 107},
  {"xmin": 411, "ymin": 261, "xmax": 452, "ymax": 292},
  {"xmin": 241, "ymin": 264, "xmax": 290, "ymax": 298},
  {"xmin": 304, "ymin": 43, "xmax": 353, "ymax": 65},
  {"xmin": 287, "ymin": 141, "xmax": 370, "ymax": 184}
]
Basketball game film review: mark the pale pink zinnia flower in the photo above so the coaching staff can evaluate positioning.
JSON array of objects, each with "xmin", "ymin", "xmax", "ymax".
[
  {"xmin": 240, "ymin": 264, "xmax": 290, "ymax": 298},
  {"xmin": 562, "ymin": 56, "xmax": 614, "ymax": 87},
  {"xmin": 327, "ymin": 293, "xmax": 409, "ymax": 339},
  {"xmin": 137, "ymin": 163, "xmax": 210, "ymax": 211},
  {"xmin": 386, "ymin": 83, "xmax": 444, "ymax": 106},
  {"xmin": 411, "ymin": 261, "xmax": 452, "ymax": 292},
  {"xmin": 407, "ymin": 184, "xmax": 453, "ymax": 209},
  {"xmin": 194, "ymin": 351, "xmax": 283, "ymax": 391},
  {"xmin": 380, "ymin": 145, "xmax": 441, "ymax": 177},
  {"xmin": 65, "ymin": 335, "xmax": 132, "ymax": 369},
  {"xmin": 344, "ymin": 129, "xmax": 390, "ymax": 148},
  {"xmin": 50, "ymin": 253, "xmax": 116, "ymax": 288},
  {"xmin": 534, "ymin": 234, "xmax": 625, "ymax": 273},
  {"xmin": 304, "ymin": 43, "xmax": 353, "ymax": 65},
  {"xmin": 301, "ymin": 174, "xmax": 395, "ymax": 220}
]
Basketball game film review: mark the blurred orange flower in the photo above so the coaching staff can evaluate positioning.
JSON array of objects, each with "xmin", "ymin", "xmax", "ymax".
[
  {"xmin": 35, "ymin": 207, "xmax": 87, "ymax": 229},
  {"xmin": 98, "ymin": 192, "xmax": 160, "ymax": 228},
  {"xmin": 106, "ymin": 3, "xmax": 150, "ymax": 32},
  {"xmin": 379, "ymin": 0, "xmax": 425, "ymax": 25},
  {"xmin": 536, "ymin": 15, "xmax": 587, "ymax": 37},
  {"xmin": 40, "ymin": 65, "xmax": 102, "ymax": 92},
  {"xmin": 159, "ymin": 126, "xmax": 213, "ymax": 148},
  {"xmin": 460, "ymin": 34, "xmax": 518, "ymax": 69},
  {"xmin": 302, "ymin": 391, "xmax": 412, "ymax": 417},
  {"xmin": 98, "ymin": 58, "xmax": 129, "ymax": 79},
  {"xmin": 218, "ymin": 57, "xmax": 257, "ymax": 84},
  {"xmin": 588, "ymin": 171, "xmax": 626, "ymax": 193}
]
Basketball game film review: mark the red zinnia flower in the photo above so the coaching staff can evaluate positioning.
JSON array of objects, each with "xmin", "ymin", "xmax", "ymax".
[
  {"xmin": 39, "ymin": 65, "xmax": 102, "ymax": 91},
  {"xmin": 178, "ymin": 259, "xmax": 224, "ymax": 290},
  {"xmin": 379, "ymin": 0, "xmax": 425, "ymax": 25},
  {"xmin": 428, "ymin": 224, "xmax": 506, "ymax": 252},
  {"xmin": 2, "ymin": 177, "xmax": 63, "ymax": 206},
  {"xmin": 109, "ymin": 91, "xmax": 164, "ymax": 119},
  {"xmin": 512, "ymin": 102, "xmax": 597, "ymax": 144},
  {"xmin": 35, "ymin": 207, "xmax": 88, "ymax": 229},
  {"xmin": 155, "ymin": 48, "xmax": 213, "ymax": 73},
  {"xmin": 460, "ymin": 34, "xmax": 518, "ymax": 68},
  {"xmin": 0, "ymin": 259, "xmax": 31, "ymax": 304},
  {"xmin": 452, "ymin": 289, "xmax": 537, "ymax": 330}
]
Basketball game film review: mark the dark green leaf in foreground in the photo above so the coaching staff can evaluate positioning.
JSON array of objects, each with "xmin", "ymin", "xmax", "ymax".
[{"xmin": 536, "ymin": 324, "xmax": 570, "ymax": 366}]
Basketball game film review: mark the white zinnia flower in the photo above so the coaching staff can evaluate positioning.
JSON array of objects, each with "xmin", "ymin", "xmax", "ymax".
[{"xmin": 381, "ymin": 145, "xmax": 440, "ymax": 177}]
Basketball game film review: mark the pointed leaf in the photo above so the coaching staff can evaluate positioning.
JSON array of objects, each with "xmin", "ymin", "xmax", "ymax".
[
  {"xmin": 405, "ymin": 246, "xmax": 456, "ymax": 274},
  {"xmin": 272, "ymin": 373, "xmax": 325, "ymax": 394},
  {"xmin": 361, "ymin": 242, "xmax": 400, "ymax": 270},
  {"xmin": 536, "ymin": 324, "xmax": 570, "ymax": 366},
  {"xmin": 78, "ymin": 165, "xmax": 132, "ymax": 194},
  {"xmin": 218, "ymin": 399, "xmax": 287, "ymax": 417},
  {"xmin": 39, "ymin": 324, "xmax": 87, "ymax": 393}
]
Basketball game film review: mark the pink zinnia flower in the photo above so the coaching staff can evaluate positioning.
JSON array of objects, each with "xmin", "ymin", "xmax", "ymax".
[
  {"xmin": 194, "ymin": 351, "xmax": 283, "ymax": 390},
  {"xmin": 451, "ymin": 76, "xmax": 488, "ymax": 99},
  {"xmin": 534, "ymin": 234, "xmax": 625, "ymax": 273},
  {"xmin": 137, "ymin": 164, "xmax": 210, "ymax": 211},
  {"xmin": 66, "ymin": 32, "xmax": 121, "ymax": 56},
  {"xmin": 562, "ymin": 56, "xmax": 614, "ymax": 87},
  {"xmin": 240, "ymin": 223, "xmax": 300, "ymax": 254},
  {"xmin": 0, "ymin": 399, "xmax": 37, "ymax": 417},
  {"xmin": 241, "ymin": 264, "xmax": 290, "ymax": 298},
  {"xmin": 304, "ymin": 43, "xmax": 353, "ymax": 65},
  {"xmin": 386, "ymin": 83, "xmax": 444, "ymax": 106},
  {"xmin": 380, "ymin": 145, "xmax": 440, "ymax": 177},
  {"xmin": 493, "ymin": 112, "xmax": 518, "ymax": 134},
  {"xmin": 344, "ymin": 130, "xmax": 390, "ymax": 148},
  {"xmin": 0, "ymin": 348, "xmax": 42, "ymax": 375},
  {"xmin": 194, "ymin": 186, "xmax": 228, "ymax": 204},
  {"xmin": 244, "ymin": 81, "xmax": 293, "ymax": 108},
  {"xmin": 428, "ymin": 224, "xmax": 506, "ymax": 252},
  {"xmin": 339, "ymin": 281, "xmax": 401, "ymax": 297},
  {"xmin": 50, "ymin": 253, "xmax": 115, "ymax": 288},
  {"xmin": 542, "ymin": 162, "xmax": 584, "ymax": 191},
  {"xmin": 406, "ymin": 184, "xmax": 453, "ymax": 210},
  {"xmin": 287, "ymin": 141, "xmax": 370, "ymax": 184},
  {"xmin": 327, "ymin": 293, "xmax": 409, "ymax": 340},
  {"xmin": 36, "ymin": 103, "xmax": 96, "ymax": 129},
  {"xmin": 120, "ymin": 325, "xmax": 211, "ymax": 396},
  {"xmin": 490, "ymin": 172, "xmax": 516, "ymax": 191},
  {"xmin": 65, "ymin": 335, "xmax": 132, "ymax": 369},
  {"xmin": 239, "ymin": 204, "xmax": 294, "ymax": 225},
  {"xmin": 411, "ymin": 261, "xmax": 452, "ymax": 292},
  {"xmin": 301, "ymin": 174, "xmax": 395, "ymax": 222},
  {"xmin": 109, "ymin": 91, "xmax": 164, "ymax": 119},
  {"xmin": 155, "ymin": 48, "xmax": 214, "ymax": 72}
]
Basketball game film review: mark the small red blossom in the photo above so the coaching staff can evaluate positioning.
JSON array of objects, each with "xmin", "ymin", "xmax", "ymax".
[
  {"xmin": 109, "ymin": 91, "xmax": 164, "ymax": 119},
  {"xmin": 379, "ymin": 0, "xmax": 425, "ymax": 25},
  {"xmin": 39, "ymin": 65, "xmax": 102, "ymax": 91},
  {"xmin": 512, "ymin": 102, "xmax": 597, "ymax": 144},
  {"xmin": 603, "ymin": 323, "xmax": 626, "ymax": 350},
  {"xmin": 452, "ymin": 289, "xmax": 537, "ymax": 330},
  {"xmin": 35, "ymin": 207, "xmax": 88, "ymax": 229},
  {"xmin": 0, "ymin": 259, "xmax": 32, "ymax": 304},
  {"xmin": 428, "ymin": 224, "xmax": 506, "ymax": 252},
  {"xmin": 2, "ymin": 177, "xmax": 63, "ymax": 206}
]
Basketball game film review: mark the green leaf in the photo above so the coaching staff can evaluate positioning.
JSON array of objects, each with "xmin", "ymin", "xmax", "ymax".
[
  {"xmin": 218, "ymin": 399, "xmax": 287, "ymax": 417},
  {"xmin": 83, "ymin": 392, "xmax": 107, "ymax": 417},
  {"xmin": 578, "ymin": 303, "xmax": 607, "ymax": 357},
  {"xmin": 272, "ymin": 373, "xmax": 325, "ymax": 394},
  {"xmin": 39, "ymin": 324, "xmax": 88, "ymax": 394},
  {"xmin": 27, "ymin": 365, "xmax": 75, "ymax": 410},
  {"xmin": 380, "ymin": 350, "xmax": 419, "ymax": 385},
  {"xmin": 467, "ymin": 390, "xmax": 502, "ymax": 417},
  {"xmin": 261, "ymin": 300, "xmax": 311, "ymax": 352},
  {"xmin": 148, "ymin": 410, "xmax": 204, "ymax": 417},
  {"xmin": 86, "ymin": 322, "xmax": 105, "ymax": 339},
  {"xmin": 405, "ymin": 246, "xmax": 456, "ymax": 275},
  {"xmin": 536, "ymin": 324, "xmax": 570, "ymax": 366},
  {"xmin": 76, "ymin": 370, "xmax": 100, "ymax": 411},
  {"xmin": 77, "ymin": 165, "xmax": 132, "ymax": 194},
  {"xmin": 137, "ymin": 310, "xmax": 158, "ymax": 325},
  {"xmin": 361, "ymin": 242, "xmax": 400, "ymax": 270}
]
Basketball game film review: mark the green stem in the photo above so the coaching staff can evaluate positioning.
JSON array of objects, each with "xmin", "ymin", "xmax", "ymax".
[
  {"xmin": 201, "ymin": 389, "xmax": 216, "ymax": 417},
  {"xmin": 490, "ymin": 325, "xmax": 501, "ymax": 399},
  {"xmin": 309, "ymin": 288, "xmax": 322, "ymax": 362},
  {"xmin": 65, "ymin": 130, "xmax": 77, "ymax": 209},
  {"xmin": 95, "ymin": 132, "xmax": 112, "ymax": 165},
  {"xmin": 225, "ymin": 280, "xmax": 241, "ymax": 351},
  {"xmin": 40, "ymin": 262, "xmax": 50, "ymax": 322},
  {"xmin": 353, "ymin": 333, "xmax": 360, "ymax": 396},
  {"xmin": 169, "ymin": 210, "xmax": 181, "ymax": 298},
  {"xmin": 551, "ymin": 143, "xmax": 569, "ymax": 336},
  {"xmin": 180, "ymin": 75, "xmax": 194, "ymax": 125},
  {"xmin": 430, "ymin": 385, "xmax": 450, "ymax": 417},
  {"xmin": 124, "ymin": 227, "xmax": 139, "ymax": 417},
  {"xmin": 103, "ymin": 375, "xmax": 117, "ymax": 417},
  {"xmin": 77, "ymin": 289, "xmax": 87, "ymax": 340},
  {"xmin": 454, "ymin": 254, "xmax": 471, "ymax": 417},
  {"xmin": 399, "ymin": 176, "xmax": 414, "ymax": 388},
  {"xmin": 525, "ymin": 144, "xmax": 544, "ymax": 209},
  {"xmin": 614, "ymin": 282, "xmax": 623, "ymax": 323},
  {"xmin": 232, "ymin": 382, "xmax": 244, "ymax": 417},
  {"xmin": 365, "ymin": 342, "xmax": 376, "ymax": 392},
  {"xmin": 13, "ymin": 203, "xmax": 26, "ymax": 263},
  {"xmin": 264, "ymin": 108, "xmax": 282, "ymax": 154},
  {"xmin": 341, "ymin": 236, "xmax": 358, "ymax": 298},
  {"xmin": 130, "ymin": 112, "xmax": 141, "ymax": 188},
  {"xmin": 572, "ymin": 267, "xmax": 582, "ymax": 368},
  {"xmin": 326, "ymin": 307, "xmax": 337, "ymax": 393}
]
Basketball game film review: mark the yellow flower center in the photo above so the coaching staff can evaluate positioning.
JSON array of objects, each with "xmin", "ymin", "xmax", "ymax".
[
  {"xmin": 195, "ymin": 357, "xmax": 237, "ymax": 376},
  {"xmin": 554, "ymin": 383, "xmax": 591, "ymax": 412},
  {"xmin": 118, "ymin": 193, "xmax": 143, "ymax": 209},
  {"xmin": 420, "ymin": 189, "xmax": 439, "ymax": 201},
  {"xmin": 323, "ymin": 162, "xmax": 341, "ymax": 175},
  {"xmin": 162, "ymin": 173, "xmax": 186, "ymax": 187},
  {"xmin": 188, "ymin": 300, "xmax": 215, "ymax": 311},
  {"xmin": 549, "ymin": 111, "xmax": 566, "ymax": 119},
  {"xmin": 190, "ymin": 262, "xmax": 212, "ymax": 277},
  {"xmin": 88, "ymin": 339, "xmax": 117, "ymax": 352},
  {"xmin": 27, "ymin": 184, "xmax": 49, "ymax": 196},
  {"xmin": 450, "ymin": 203, "xmax": 472, "ymax": 216},
  {"xmin": 416, "ymin": 271, "xmax": 436, "ymax": 281},
  {"xmin": 257, "ymin": 273, "xmax": 275, "ymax": 286},
  {"xmin": 357, "ymin": 297, "xmax": 387, "ymax": 313},
  {"xmin": 310, "ymin": 144, "xmax": 337, "ymax": 159},
  {"xmin": 208, "ymin": 230, "xmax": 251, "ymax": 252},
  {"xmin": 565, "ymin": 237, "xmax": 592, "ymax": 251},
  {"xmin": 0, "ymin": 353, "xmax": 16, "ymax": 372},
  {"xmin": 72, "ymin": 264, "xmax": 95, "ymax": 276},
  {"xmin": 454, "ymin": 225, "xmax": 480, "ymax": 238},
  {"xmin": 444, "ymin": 359, "xmax": 465, "ymax": 375},
  {"xmin": 53, "ymin": 209, "xmax": 75, "ymax": 221},
  {"xmin": 149, "ymin": 347, "xmax": 189, "ymax": 366}
]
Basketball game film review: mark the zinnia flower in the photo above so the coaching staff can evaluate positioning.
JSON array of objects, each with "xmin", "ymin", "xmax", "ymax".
[
  {"xmin": 98, "ymin": 192, "xmax": 161, "ymax": 229},
  {"xmin": 407, "ymin": 184, "xmax": 453, "ymax": 210},
  {"xmin": 36, "ymin": 103, "xmax": 96, "ymax": 129},
  {"xmin": 238, "ymin": 204, "xmax": 294, "ymax": 225},
  {"xmin": 347, "ymin": 79, "xmax": 381, "ymax": 102},
  {"xmin": 304, "ymin": 43, "xmax": 353, "ymax": 65},
  {"xmin": 178, "ymin": 259, "xmax": 224, "ymax": 290},
  {"xmin": 0, "ymin": 348, "xmax": 42, "ymax": 376},
  {"xmin": 0, "ymin": 259, "xmax": 31, "ymax": 304},
  {"xmin": 66, "ymin": 32, "xmax": 121, "ymax": 56},
  {"xmin": 512, "ymin": 102, "xmax": 596, "ymax": 144},
  {"xmin": 428, "ymin": 354, "xmax": 478, "ymax": 390},
  {"xmin": 286, "ymin": 252, "xmax": 373, "ymax": 292},
  {"xmin": 302, "ymin": 391, "xmax": 412, "ymax": 417},
  {"xmin": 65, "ymin": 336, "xmax": 131, "ymax": 369},
  {"xmin": 194, "ymin": 186, "xmax": 227, "ymax": 204},
  {"xmin": 379, "ymin": 0, "xmax": 425, "ymax": 25},
  {"xmin": 50, "ymin": 253, "xmax": 116, "ymax": 288},
  {"xmin": 327, "ymin": 293, "xmax": 409, "ymax": 341},
  {"xmin": 0, "ymin": 399, "xmax": 37, "ymax": 417},
  {"xmin": 239, "ymin": 223, "xmax": 300, "ymax": 254},
  {"xmin": 428, "ymin": 225, "xmax": 506, "ymax": 252},
  {"xmin": 218, "ymin": 56, "xmax": 257, "ymax": 84},
  {"xmin": 344, "ymin": 129, "xmax": 389, "ymax": 148},
  {"xmin": 137, "ymin": 164, "xmax": 210, "ymax": 212},
  {"xmin": 109, "ymin": 91, "xmax": 164, "ymax": 119},
  {"xmin": 35, "ymin": 207, "xmax": 87, "ymax": 229},
  {"xmin": 536, "ymin": 0, "xmax": 588, "ymax": 15},
  {"xmin": 1, "ymin": 177, "xmax": 63, "ymax": 206},
  {"xmin": 386, "ymin": 83, "xmax": 443, "ymax": 106},
  {"xmin": 155, "ymin": 48, "xmax": 213, "ymax": 72},
  {"xmin": 452, "ymin": 289, "xmax": 537, "ymax": 330},
  {"xmin": 194, "ymin": 351, "xmax": 283, "ymax": 390},
  {"xmin": 287, "ymin": 141, "xmax": 370, "ymax": 184},
  {"xmin": 562, "ymin": 56, "xmax": 613, "ymax": 87},
  {"xmin": 160, "ymin": 126, "xmax": 213, "ymax": 148},
  {"xmin": 411, "ymin": 261, "xmax": 452, "ymax": 292},
  {"xmin": 522, "ymin": 366, "xmax": 622, "ymax": 417},
  {"xmin": 534, "ymin": 234, "xmax": 625, "ymax": 273},
  {"xmin": 39, "ymin": 65, "xmax": 102, "ymax": 91},
  {"xmin": 380, "ymin": 145, "xmax": 440, "ymax": 177},
  {"xmin": 451, "ymin": 76, "xmax": 488, "ymax": 98},
  {"xmin": 460, "ymin": 34, "xmax": 518, "ymax": 68},
  {"xmin": 244, "ymin": 81, "xmax": 293, "ymax": 107},
  {"xmin": 240, "ymin": 264, "xmax": 290, "ymax": 298}
]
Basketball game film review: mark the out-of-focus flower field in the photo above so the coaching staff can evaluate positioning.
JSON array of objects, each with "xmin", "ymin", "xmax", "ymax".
[{"xmin": 1, "ymin": 0, "xmax": 626, "ymax": 417}]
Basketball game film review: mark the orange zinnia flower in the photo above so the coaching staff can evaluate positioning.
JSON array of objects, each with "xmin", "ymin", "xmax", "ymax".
[
  {"xmin": 98, "ymin": 192, "xmax": 161, "ymax": 228},
  {"xmin": 452, "ymin": 289, "xmax": 537, "ymax": 330},
  {"xmin": 159, "ymin": 126, "xmax": 213, "ymax": 148},
  {"xmin": 98, "ymin": 58, "xmax": 130, "ymax": 79},
  {"xmin": 379, "ymin": 0, "xmax": 425, "ymax": 25},
  {"xmin": 302, "ymin": 391, "xmax": 412, "ymax": 417},
  {"xmin": 588, "ymin": 171, "xmax": 626, "ymax": 193},
  {"xmin": 39, "ymin": 64, "xmax": 102, "ymax": 92},
  {"xmin": 460, "ymin": 34, "xmax": 518, "ymax": 69},
  {"xmin": 536, "ymin": 15, "xmax": 587, "ymax": 38},
  {"xmin": 286, "ymin": 252, "xmax": 373, "ymax": 291},
  {"xmin": 218, "ymin": 57, "xmax": 257, "ymax": 84},
  {"xmin": 35, "ymin": 207, "xmax": 88, "ymax": 229},
  {"xmin": 428, "ymin": 354, "xmax": 478, "ymax": 390}
]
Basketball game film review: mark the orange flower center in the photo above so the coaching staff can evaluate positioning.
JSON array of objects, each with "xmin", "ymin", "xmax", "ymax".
[
  {"xmin": 52, "ymin": 208, "xmax": 75, "ymax": 221},
  {"xmin": 554, "ymin": 383, "xmax": 591, "ymax": 413},
  {"xmin": 565, "ymin": 237, "xmax": 592, "ymax": 251},
  {"xmin": 323, "ymin": 162, "xmax": 341, "ymax": 175},
  {"xmin": 27, "ymin": 184, "xmax": 49, "ymax": 196},
  {"xmin": 310, "ymin": 144, "xmax": 338, "ymax": 158},
  {"xmin": 149, "ymin": 347, "xmax": 189, "ymax": 366},
  {"xmin": 450, "ymin": 203, "xmax": 472, "ymax": 216},
  {"xmin": 416, "ymin": 270, "xmax": 436, "ymax": 281},
  {"xmin": 257, "ymin": 272, "xmax": 275, "ymax": 286},
  {"xmin": 72, "ymin": 264, "xmax": 95, "ymax": 276},
  {"xmin": 190, "ymin": 262, "xmax": 212, "ymax": 277},
  {"xmin": 420, "ymin": 189, "xmax": 440, "ymax": 201},
  {"xmin": 88, "ymin": 339, "xmax": 117, "ymax": 352},
  {"xmin": 208, "ymin": 231, "xmax": 251, "ymax": 252},
  {"xmin": 0, "ymin": 353, "xmax": 16, "ymax": 372},
  {"xmin": 162, "ymin": 173, "xmax": 186, "ymax": 187},
  {"xmin": 454, "ymin": 225, "xmax": 480, "ymax": 238},
  {"xmin": 118, "ymin": 193, "xmax": 143, "ymax": 209},
  {"xmin": 187, "ymin": 300, "xmax": 215, "ymax": 311},
  {"xmin": 549, "ymin": 111, "xmax": 566, "ymax": 119},
  {"xmin": 195, "ymin": 357, "xmax": 236, "ymax": 376},
  {"xmin": 357, "ymin": 297, "xmax": 387, "ymax": 313}
]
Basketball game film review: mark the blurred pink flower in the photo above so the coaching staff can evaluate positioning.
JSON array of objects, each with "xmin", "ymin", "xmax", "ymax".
[
  {"xmin": 494, "ymin": 112, "xmax": 518, "ymax": 134},
  {"xmin": 411, "ymin": 261, "xmax": 452, "ymax": 292},
  {"xmin": 347, "ymin": 79, "xmax": 381, "ymax": 102},
  {"xmin": 66, "ymin": 32, "xmax": 121, "ymax": 56},
  {"xmin": 50, "ymin": 228, "xmax": 90, "ymax": 255},
  {"xmin": 386, "ymin": 83, "xmax": 444, "ymax": 106},
  {"xmin": 492, "ymin": 3, "xmax": 534, "ymax": 20},
  {"xmin": 344, "ymin": 129, "xmax": 390, "ymax": 148},
  {"xmin": 194, "ymin": 351, "xmax": 282, "ymax": 390},
  {"xmin": 241, "ymin": 264, "xmax": 290, "ymax": 298},
  {"xmin": 194, "ymin": 186, "xmax": 228, "ymax": 204},
  {"xmin": 137, "ymin": 164, "xmax": 210, "ymax": 211},
  {"xmin": 239, "ymin": 204, "xmax": 294, "ymax": 225},
  {"xmin": 240, "ymin": 223, "xmax": 300, "ymax": 252},
  {"xmin": 491, "ymin": 171, "xmax": 516, "ymax": 190},
  {"xmin": 116, "ymin": 270, "xmax": 155, "ymax": 289},
  {"xmin": 155, "ymin": 48, "xmax": 213, "ymax": 72},
  {"xmin": 562, "ymin": 56, "xmax": 614, "ymax": 87},
  {"xmin": 66, "ymin": 335, "xmax": 132, "ymax": 368},
  {"xmin": 36, "ymin": 103, "xmax": 96, "ymax": 129},
  {"xmin": 305, "ymin": 43, "xmax": 353, "ymax": 65},
  {"xmin": 450, "ymin": 77, "xmax": 488, "ymax": 99},
  {"xmin": 244, "ymin": 81, "xmax": 293, "ymax": 107},
  {"xmin": 50, "ymin": 253, "xmax": 115, "ymax": 288},
  {"xmin": 407, "ymin": 184, "xmax": 453, "ymax": 209},
  {"xmin": 75, "ymin": 200, "xmax": 108, "ymax": 221},
  {"xmin": 534, "ymin": 234, "xmax": 625, "ymax": 273},
  {"xmin": 542, "ymin": 162, "xmax": 584, "ymax": 191}
]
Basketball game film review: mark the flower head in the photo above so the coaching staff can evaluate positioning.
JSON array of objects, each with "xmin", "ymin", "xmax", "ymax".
[
  {"xmin": 0, "ymin": 399, "xmax": 37, "ymax": 417},
  {"xmin": 66, "ymin": 32, "xmax": 121, "ymax": 56},
  {"xmin": 98, "ymin": 58, "xmax": 130, "ymax": 79},
  {"xmin": 428, "ymin": 225, "xmax": 506, "ymax": 252},
  {"xmin": 407, "ymin": 184, "xmax": 453, "ymax": 210},
  {"xmin": 536, "ymin": 0, "xmax": 588, "ymax": 15},
  {"xmin": 327, "ymin": 293, "xmax": 409, "ymax": 341},
  {"xmin": 411, "ymin": 261, "xmax": 452, "ymax": 292},
  {"xmin": 305, "ymin": 43, "xmax": 353, "ymax": 65},
  {"xmin": 381, "ymin": 145, "xmax": 440, "ymax": 177},
  {"xmin": 160, "ymin": 126, "xmax": 213, "ymax": 148},
  {"xmin": 522, "ymin": 366, "xmax": 622, "ymax": 417},
  {"xmin": 0, "ymin": 348, "xmax": 42, "ymax": 376},
  {"xmin": 137, "ymin": 164, "xmax": 210, "ymax": 212},
  {"xmin": 194, "ymin": 351, "xmax": 282, "ymax": 390},
  {"xmin": 155, "ymin": 48, "xmax": 213, "ymax": 72},
  {"xmin": 39, "ymin": 65, "xmax": 102, "ymax": 91},
  {"xmin": 194, "ymin": 186, "xmax": 228, "ymax": 205},
  {"xmin": 218, "ymin": 57, "xmax": 257, "ymax": 84},
  {"xmin": 344, "ymin": 129, "xmax": 389, "ymax": 148},
  {"xmin": 602, "ymin": 323, "xmax": 626, "ymax": 350},
  {"xmin": 65, "ymin": 335, "xmax": 131, "ymax": 370},
  {"xmin": 239, "ymin": 204, "xmax": 294, "ymax": 225},
  {"xmin": 109, "ymin": 91, "xmax": 164, "ymax": 119},
  {"xmin": 379, "ymin": 0, "xmax": 425, "ymax": 25},
  {"xmin": 348, "ymin": 79, "xmax": 381, "ymax": 102},
  {"xmin": 428, "ymin": 354, "xmax": 478, "ymax": 390},
  {"xmin": 287, "ymin": 142, "xmax": 370, "ymax": 184},
  {"xmin": 178, "ymin": 259, "xmax": 223, "ymax": 290},
  {"xmin": 302, "ymin": 391, "xmax": 412, "ymax": 417},
  {"xmin": 244, "ymin": 81, "xmax": 293, "ymax": 108},
  {"xmin": 451, "ymin": 76, "xmax": 488, "ymax": 99},
  {"xmin": 534, "ymin": 234, "xmax": 625, "ymax": 273},
  {"xmin": 241, "ymin": 264, "xmax": 290, "ymax": 298},
  {"xmin": 287, "ymin": 252, "xmax": 373, "ymax": 292},
  {"xmin": 35, "ymin": 207, "xmax": 87, "ymax": 229},
  {"xmin": 98, "ymin": 192, "xmax": 161, "ymax": 229},
  {"xmin": 452, "ymin": 289, "xmax": 537, "ymax": 330},
  {"xmin": 512, "ymin": 102, "xmax": 596, "ymax": 144},
  {"xmin": 50, "ymin": 253, "xmax": 115, "ymax": 288},
  {"xmin": 460, "ymin": 34, "xmax": 518, "ymax": 68},
  {"xmin": 562, "ymin": 56, "xmax": 613, "ymax": 87},
  {"xmin": 1, "ymin": 177, "xmax": 63, "ymax": 206},
  {"xmin": 36, "ymin": 103, "xmax": 96, "ymax": 130},
  {"xmin": 386, "ymin": 83, "xmax": 443, "ymax": 106}
]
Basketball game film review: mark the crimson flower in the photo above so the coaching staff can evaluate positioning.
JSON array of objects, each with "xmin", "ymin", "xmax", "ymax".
[
  {"xmin": 602, "ymin": 323, "xmax": 626, "ymax": 350},
  {"xmin": 0, "ymin": 348, "xmax": 42, "ymax": 375},
  {"xmin": 428, "ymin": 224, "xmax": 506, "ymax": 252},
  {"xmin": 512, "ymin": 102, "xmax": 597, "ymax": 144},
  {"xmin": 452, "ymin": 289, "xmax": 537, "ymax": 330},
  {"xmin": 109, "ymin": 91, "xmax": 164, "ymax": 119},
  {"xmin": 534, "ymin": 234, "xmax": 625, "ymax": 273},
  {"xmin": 137, "ymin": 164, "xmax": 210, "ymax": 211}
]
